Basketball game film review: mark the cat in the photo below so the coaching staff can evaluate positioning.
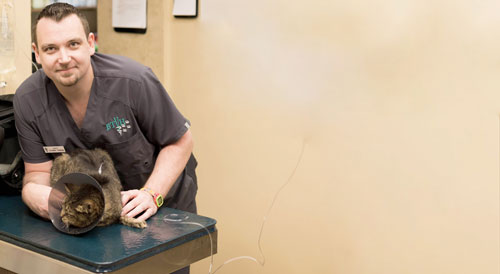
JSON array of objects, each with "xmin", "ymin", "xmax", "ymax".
[{"xmin": 50, "ymin": 148, "xmax": 147, "ymax": 229}]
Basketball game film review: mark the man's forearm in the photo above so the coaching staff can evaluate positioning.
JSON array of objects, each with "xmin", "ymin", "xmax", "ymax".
[
  {"xmin": 145, "ymin": 130, "xmax": 194, "ymax": 197},
  {"xmin": 120, "ymin": 130, "xmax": 193, "ymax": 220},
  {"xmin": 22, "ymin": 171, "xmax": 52, "ymax": 219}
]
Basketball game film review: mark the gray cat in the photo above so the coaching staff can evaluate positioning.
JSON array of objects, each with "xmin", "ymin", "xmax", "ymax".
[{"xmin": 50, "ymin": 148, "xmax": 146, "ymax": 229}]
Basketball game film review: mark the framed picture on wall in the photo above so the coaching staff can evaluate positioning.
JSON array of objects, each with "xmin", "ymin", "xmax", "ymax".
[
  {"xmin": 112, "ymin": 0, "xmax": 147, "ymax": 34},
  {"xmin": 173, "ymin": 0, "xmax": 198, "ymax": 18}
]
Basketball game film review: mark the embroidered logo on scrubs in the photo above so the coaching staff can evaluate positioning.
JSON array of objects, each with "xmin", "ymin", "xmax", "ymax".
[{"xmin": 105, "ymin": 117, "xmax": 131, "ymax": 136}]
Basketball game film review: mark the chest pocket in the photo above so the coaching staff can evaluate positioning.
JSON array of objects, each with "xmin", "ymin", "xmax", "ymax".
[{"xmin": 104, "ymin": 131, "xmax": 155, "ymax": 189}]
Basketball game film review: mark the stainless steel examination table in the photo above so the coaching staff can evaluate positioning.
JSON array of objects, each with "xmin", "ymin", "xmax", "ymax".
[{"xmin": 0, "ymin": 195, "xmax": 217, "ymax": 274}]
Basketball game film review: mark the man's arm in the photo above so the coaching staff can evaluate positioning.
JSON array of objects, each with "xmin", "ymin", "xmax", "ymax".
[
  {"xmin": 21, "ymin": 161, "xmax": 53, "ymax": 219},
  {"xmin": 121, "ymin": 129, "xmax": 193, "ymax": 221}
]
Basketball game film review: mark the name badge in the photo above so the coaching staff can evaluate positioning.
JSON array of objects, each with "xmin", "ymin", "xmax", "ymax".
[{"xmin": 43, "ymin": 146, "xmax": 66, "ymax": 153}]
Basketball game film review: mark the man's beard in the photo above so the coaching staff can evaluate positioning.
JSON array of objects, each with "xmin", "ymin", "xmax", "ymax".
[{"xmin": 57, "ymin": 70, "xmax": 80, "ymax": 86}]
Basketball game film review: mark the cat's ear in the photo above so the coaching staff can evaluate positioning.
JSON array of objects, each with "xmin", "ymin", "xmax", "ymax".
[
  {"xmin": 64, "ymin": 184, "xmax": 71, "ymax": 194},
  {"xmin": 64, "ymin": 183, "xmax": 77, "ymax": 194}
]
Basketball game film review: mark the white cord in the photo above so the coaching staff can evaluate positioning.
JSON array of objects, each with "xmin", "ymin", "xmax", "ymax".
[{"xmin": 164, "ymin": 140, "xmax": 306, "ymax": 274}]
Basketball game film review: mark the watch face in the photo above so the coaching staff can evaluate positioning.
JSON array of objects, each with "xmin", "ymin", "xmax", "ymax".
[{"xmin": 156, "ymin": 195, "xmax": 164, "ymax": 207}]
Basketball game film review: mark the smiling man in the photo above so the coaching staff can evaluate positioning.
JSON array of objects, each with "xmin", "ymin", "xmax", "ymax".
[{"xmin": 14, "ymin": 4, "xmax": 197, "ymax": 273}]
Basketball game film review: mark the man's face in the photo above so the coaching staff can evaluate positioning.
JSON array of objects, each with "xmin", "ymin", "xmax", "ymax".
[{"xmin": 33, "ymin": 14, "xmax": 95, "ymax": 88}]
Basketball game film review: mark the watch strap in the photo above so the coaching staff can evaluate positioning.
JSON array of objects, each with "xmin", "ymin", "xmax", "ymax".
[{"xmin": 140, "ymin": 187, "xmax": 164, "ymax": 208}]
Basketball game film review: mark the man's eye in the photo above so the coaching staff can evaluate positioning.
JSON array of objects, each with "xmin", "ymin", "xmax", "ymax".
[
  {"xmin": 70, "ymin": 42, "xmax": 80, "ymax": 48},
  {"xmin": 44, "ymin": 47, "xmax": 56, "ymax": 53}
]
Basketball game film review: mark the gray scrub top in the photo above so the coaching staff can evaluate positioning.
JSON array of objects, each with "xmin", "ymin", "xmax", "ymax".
[{"xmin": 14, "ymin": 53, "xmax": 192, "ymax": 192}]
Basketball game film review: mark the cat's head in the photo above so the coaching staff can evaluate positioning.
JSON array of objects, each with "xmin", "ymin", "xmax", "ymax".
[{"xmin": 60, "ymin": 183, "xmax": 104, "ymax": 228}]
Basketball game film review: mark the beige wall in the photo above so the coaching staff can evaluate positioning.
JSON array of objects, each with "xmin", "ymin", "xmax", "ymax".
[
  {"xmin": 97, "ymin": 0, "xmax": 166, "ymax": 84},
  {"xmin": 1, "ymin": 0, "xmax": 31, "ymax": 94},
  {"xmin": 100, "ymin": 1, "xmax": 499, "ymax": 273}
]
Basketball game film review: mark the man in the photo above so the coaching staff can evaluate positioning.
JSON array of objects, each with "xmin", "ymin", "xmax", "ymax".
[{"xmin": 14, "ymin": 4, "xmax": 197, "ymax": 273}]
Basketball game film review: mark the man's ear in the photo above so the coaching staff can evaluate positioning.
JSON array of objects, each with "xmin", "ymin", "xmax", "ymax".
[
  {"xmin": 87, "ymin": 32, "xmax": 96, "ymax": 56},
  {"xmin": 32, "ymin": 43, "xmax": 41, "ymax": 64}
]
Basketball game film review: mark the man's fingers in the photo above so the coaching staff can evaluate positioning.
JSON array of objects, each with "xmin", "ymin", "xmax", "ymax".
[
  {"xmin": 137, "ymin": 208, "xmax": 156, "ymax": 222},
  {"xmin": 126, "ymin": 203, "xmax": 148, "ymax": 218},
  {"xmin": 121, "ymin": 189, "xmax": 156, "ymax": 217},
  {"xmin": 121, "ymin": 189, "xmax": 139, "ymax": 206}
]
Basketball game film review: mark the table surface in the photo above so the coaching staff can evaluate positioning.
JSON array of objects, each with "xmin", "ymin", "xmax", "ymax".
[{"xmin": 0, "ymin": 195, "xmax": 216, "ymax": 273}]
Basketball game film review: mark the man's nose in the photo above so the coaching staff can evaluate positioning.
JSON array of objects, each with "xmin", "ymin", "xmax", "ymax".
[{"xmin": 58, "ymin": 48, "xmax": 71, "ymax": 64}]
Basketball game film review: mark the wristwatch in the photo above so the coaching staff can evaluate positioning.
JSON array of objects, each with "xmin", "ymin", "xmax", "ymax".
[{"xmin": 140, "ymin": 187, "xmax": 164, "ymax": 208}]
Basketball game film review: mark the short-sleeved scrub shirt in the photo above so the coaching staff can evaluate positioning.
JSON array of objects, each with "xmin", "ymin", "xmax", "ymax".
[{"xmin": 13, "ymin": 53, "xmax": 197, "ymax": 211}]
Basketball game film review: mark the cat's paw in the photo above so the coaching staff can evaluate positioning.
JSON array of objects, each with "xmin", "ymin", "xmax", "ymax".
[{"xmin": 120, "ymin": 216, "xmax": 147, "ymax": 229}]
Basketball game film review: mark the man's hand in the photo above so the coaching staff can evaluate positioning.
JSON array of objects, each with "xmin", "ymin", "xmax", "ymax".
[{"xmin": 121, "ymin": 189, "xmax": 158, "ymax": 222}]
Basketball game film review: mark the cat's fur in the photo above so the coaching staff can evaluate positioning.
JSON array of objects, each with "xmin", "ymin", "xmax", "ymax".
[{"xmin": 50, "ymin": 148, "xmax": 147, "ymax": 229}]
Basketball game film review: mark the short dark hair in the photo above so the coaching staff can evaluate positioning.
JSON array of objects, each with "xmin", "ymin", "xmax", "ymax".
[{"xmin": 32, "ymin": 3, "xmax": 90, "ymax": 46}]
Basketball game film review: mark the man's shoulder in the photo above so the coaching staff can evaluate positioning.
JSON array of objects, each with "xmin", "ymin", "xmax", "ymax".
[
  {"xmin": 92, "ymin": 53, "xmax": 150, "ymax": 82},
  {"xmin": 13, "ymin": 70, "xmax": 50, "ymax": 120},
  {"xmin": 14, "ymin": 70, "xmax": 48, "ymax": 112},
  {"xmin": 16, "ymin": 69, "xmax": 46, "ymax": 97}
]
